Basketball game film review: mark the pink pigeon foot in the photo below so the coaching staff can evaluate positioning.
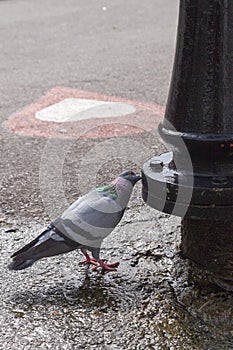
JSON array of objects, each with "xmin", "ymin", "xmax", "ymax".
[
  {"xmin": 92, "ymin": 259, "xmax": 120, "ymax": 272},
  {"xmin": 79, "ymin": 250, "xmax": 97, "ymax": 266}
]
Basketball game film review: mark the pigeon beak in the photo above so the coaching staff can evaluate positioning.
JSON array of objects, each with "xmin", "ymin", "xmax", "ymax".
[{"xmin": 134, "ymin": 175, "xmax": 142, "ymax": 183}]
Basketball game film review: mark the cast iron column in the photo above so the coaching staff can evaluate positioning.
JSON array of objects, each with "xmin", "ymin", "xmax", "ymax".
[{"xmin": 142, "ymin": 0, "xmax": 233, "ymax": 290}]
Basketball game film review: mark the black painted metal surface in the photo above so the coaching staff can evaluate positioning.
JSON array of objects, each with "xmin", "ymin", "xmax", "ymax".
[
  {"xmin": 165, "ymin": 0, "xmax": 233, "ymax": 135},
  {"xmin": 142, "ymin": 0, "xmax": 233, "ymax": 218},
  {"xmin": 142, "ymin": 0, "xmax": 233, "ymax": 289}
]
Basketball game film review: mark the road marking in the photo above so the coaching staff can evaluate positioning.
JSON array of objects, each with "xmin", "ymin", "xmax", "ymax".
[
  {"xmin": 35, "ymin": 98, "xmax": 136, "ymax": 122},
  {"xmin": 6, "ymin": 86, "xmax": 165, "ymax": 139}
]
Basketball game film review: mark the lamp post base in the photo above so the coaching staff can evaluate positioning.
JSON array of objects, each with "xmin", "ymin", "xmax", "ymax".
[{"xmin": 181, "ymin": 218, "xmax": 233, "ymax": 291}]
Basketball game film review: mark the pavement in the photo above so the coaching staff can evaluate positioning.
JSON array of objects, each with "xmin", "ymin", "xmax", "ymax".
[{"xmin": 0, "ymin": 1, "xmax": 232, "ymax": 349}]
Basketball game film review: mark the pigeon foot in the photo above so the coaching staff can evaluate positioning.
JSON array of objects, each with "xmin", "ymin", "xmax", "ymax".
[
  {"xmin": 79, "ymin": 250, "xmax": 97, "ymax": 266},
  {"xmin": 92, "ymin": 259, "xmax": 119, "ymax": 272}
]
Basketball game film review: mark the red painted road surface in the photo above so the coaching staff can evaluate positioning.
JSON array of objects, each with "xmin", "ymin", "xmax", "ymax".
[{"xmin": 6, "ymin": 86, "xmax": 165, "ymax": 139}]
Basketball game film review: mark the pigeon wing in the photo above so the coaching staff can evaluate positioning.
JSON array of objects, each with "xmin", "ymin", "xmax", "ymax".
[{"xmin": 54, "ymin": 190, "xmax": 124, "ymax": 248}]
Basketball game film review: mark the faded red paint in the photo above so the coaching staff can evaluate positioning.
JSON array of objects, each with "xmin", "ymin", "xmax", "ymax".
[{"xmin": 6, "ymin": 86, "xmax": 165, "ymax": 139}]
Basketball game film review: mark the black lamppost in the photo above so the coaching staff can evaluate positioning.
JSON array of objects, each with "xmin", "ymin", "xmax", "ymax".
[{"xmin": 142, "ymin": 0, "xmax": 233, "ymax": 291}]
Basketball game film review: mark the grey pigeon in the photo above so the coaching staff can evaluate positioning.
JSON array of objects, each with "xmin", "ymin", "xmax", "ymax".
[{"xmin": 8, "ymin": 170, "xmax": 141, "ymax": 272}]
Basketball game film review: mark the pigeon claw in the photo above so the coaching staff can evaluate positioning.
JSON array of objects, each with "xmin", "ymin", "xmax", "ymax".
[
  {"xmin": 92, "ymin": 259, "xmax": 119, "ymax": 272},
  {"xmin": 79, "ymin": 250, "xmax": 98, "ymax": 266},
  {"xmin": 79, "ymin": 257, "xmax": 98, "ymax": 266}
]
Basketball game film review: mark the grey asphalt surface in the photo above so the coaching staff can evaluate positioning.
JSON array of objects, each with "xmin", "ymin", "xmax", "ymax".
[
  {"xmin": 1, "ymin": 1, "xmax": 233, "ymax": 349},
  {"xmin": 0, "ymin": 0, "xmax": 177, "ymax": 218}
]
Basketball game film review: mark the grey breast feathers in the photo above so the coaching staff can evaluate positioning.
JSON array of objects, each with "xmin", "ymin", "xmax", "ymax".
[{"xmin": 54, "ymin": 190, "xmax": 124, "ymax": 247}]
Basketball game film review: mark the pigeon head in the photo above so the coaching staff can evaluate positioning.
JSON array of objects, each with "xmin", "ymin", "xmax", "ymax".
[{"xmin": 118, "ymin": 170, "xmax": 142, "ymax": 186}]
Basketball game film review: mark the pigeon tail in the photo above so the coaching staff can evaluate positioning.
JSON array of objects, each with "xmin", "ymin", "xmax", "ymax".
[
  {"xmin": 8, "ymin": 226, "xmax": 80, "ymax": 271},
  {"xmin": 8, "ymin": 258, "xmax": 37, "ymax": 271},
  {"xmin": 8, "ymin": 170, "xmax": 141, "ymax": 273}
]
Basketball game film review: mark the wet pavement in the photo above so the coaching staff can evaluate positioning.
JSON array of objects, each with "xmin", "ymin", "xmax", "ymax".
[
  {"xmin": 1, "ymin": 0, "xmax": 233, "ymax": 349},
  {"xmin": 2, "ymin": 202, "xmax": 233, "ymax": 349}
]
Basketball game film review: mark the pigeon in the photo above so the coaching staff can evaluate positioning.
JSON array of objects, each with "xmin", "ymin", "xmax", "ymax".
[{"xmin": 8, "ymin": 170, "xmax": 141, "ymax": 272}]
